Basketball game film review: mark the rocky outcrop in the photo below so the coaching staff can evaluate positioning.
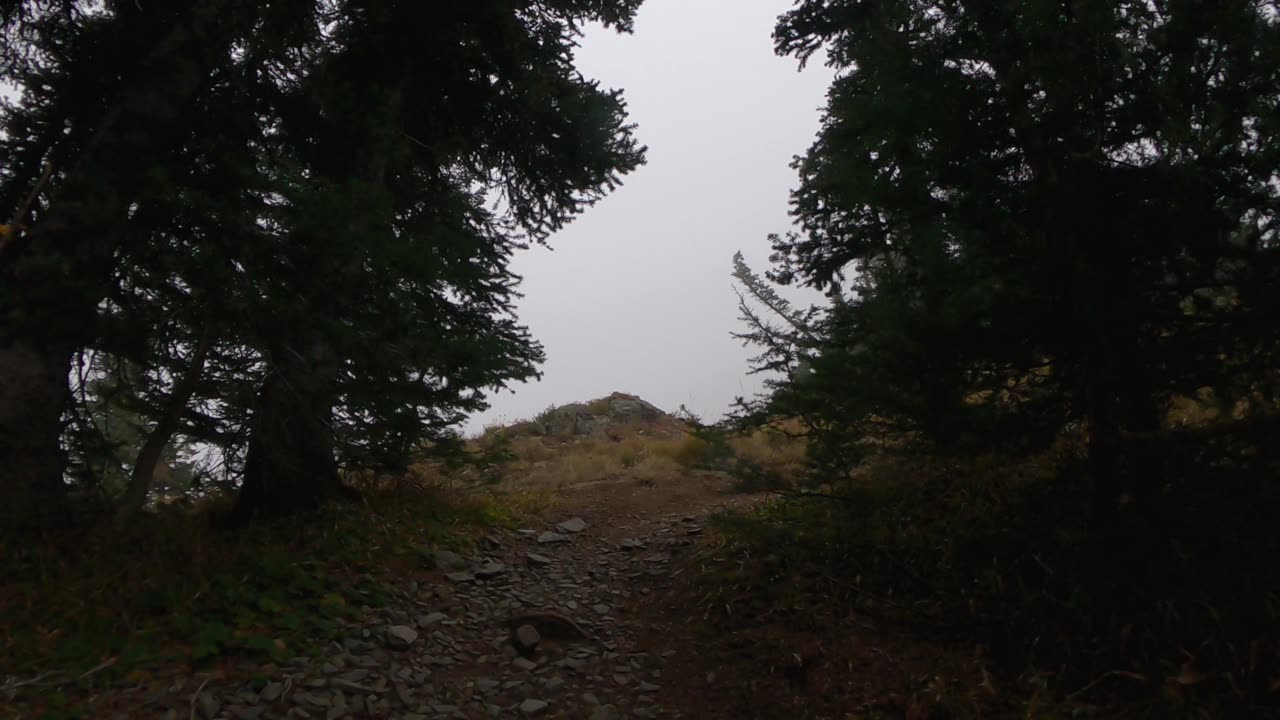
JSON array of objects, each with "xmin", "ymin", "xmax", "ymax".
[{"xmin": 537, "ymin": 393, "xmax": 674, "ymax": 438}]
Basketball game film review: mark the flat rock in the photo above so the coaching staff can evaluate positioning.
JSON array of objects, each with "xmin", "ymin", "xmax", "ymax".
[
  {"xmin": 196, "ymin": 693, "xmax": 220, "ymax": 719},
  {"xmin": 526, "ymin": 553, "xmax": 553, "ymax": 566},
  {"xmin": 385, "ymin": 625, "xmax": 419, "ymax": 649},
  {"xmin": 556, "ymin": 518, "xmax": 588, "ymax": 533},
  {"xmin": 429, "ymin": 549, "xmax": 470, "ymax": 571},
  {"xmin": 519, "ymin": 699, "xmax": 550, "ymax": 715},
  {"xmin": 446, "ymin": 571, "xmax": 476, "ymax": 583},
  {"xmin": 589, "ymin": 706, "xmax": 622, "ymax": 720},
  {"xmin": 503, "ymin": 611, "xmax": 589, "ymax": 641},
  {"xmin": 259, "ymin": 682, "xmax": 286, "ymax": 703},
  {"xmin": 475, "ymin": 562, "xmax": 507, "ymax": 579},
  {"xmin": 418, "ymin": 612, "xmax": 447, "ymax": 627},
  {"xmin": 537, "ymin": 532, "xmax": 569, "ymax": 544}
]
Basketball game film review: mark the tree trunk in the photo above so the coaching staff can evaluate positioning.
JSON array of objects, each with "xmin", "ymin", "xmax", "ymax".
[
  {"xmin": 0, "ymin": 340, "xmax": 71, "ymax": 530},
  {"xmin": 1085, "ymin": 329, "xmax": 1162, "ymax": 539},
  {"xmin": 229, "ymin": 339, "xmax": 342, "ymax": 525},
  {"xmin": 0, "ymin": 0, "xmax": 257, "ymax": 531},
  {"xmin": 116, "ymin": 327, "xmax": 215, "ymax": 523}
]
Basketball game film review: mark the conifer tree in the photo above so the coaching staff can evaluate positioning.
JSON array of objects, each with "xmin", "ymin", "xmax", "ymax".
[
  {"xmin": 0, "ymin": 0, "xmax": 645, "ymax": 528},
  {"xmin": 756, "ymin": 0, "xmax": 1280, "ymax": 521}
]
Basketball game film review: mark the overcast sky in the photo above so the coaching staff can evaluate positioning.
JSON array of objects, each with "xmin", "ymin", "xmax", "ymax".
[{"xmin": 467, "ymin": 0, "xmax": 833, "ymax": 432}]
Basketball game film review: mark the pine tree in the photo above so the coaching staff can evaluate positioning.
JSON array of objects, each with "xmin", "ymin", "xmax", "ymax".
[
  {"xmin": 0, "ymin": 0, "xmax": 306, "ymax": 528},
  {"xmin": 1, "ymin": 0, "xmax": 646, "ymax": 528},
  {"xmin": 761, "ymin": 0, "xmax": 1280, "ymax": 518}
]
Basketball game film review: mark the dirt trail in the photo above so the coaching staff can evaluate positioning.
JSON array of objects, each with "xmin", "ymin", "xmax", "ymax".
[
  {"xmin": 55, "ymin": 471, "xmax": 753, "ymax": 720},
  {"xmin": 552, "ymin": 472, "xmax": 990, "ymax": 720}
]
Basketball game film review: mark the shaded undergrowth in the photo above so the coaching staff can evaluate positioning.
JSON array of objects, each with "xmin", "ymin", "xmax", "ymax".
[
  {"xmin": 0, "ymin": 482, "xmax": 513, "ymax": 719},
  {"xmin": 702, "ymin": 434, "xmax": 1280, "ymax": 718}
]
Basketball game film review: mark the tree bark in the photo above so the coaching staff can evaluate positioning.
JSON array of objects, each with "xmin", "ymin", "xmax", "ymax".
[
  {"xmin": 0, "ymin": 342, "xmax": 72, "ymax": 530},
  {"xmin": 228, "ymin": 339, "xmax": 343, "ymax": 526},
  {"xmin": 0, "ymin": 0, "xmax": 255, "ymax": 531},
  {"xmin": 116, "ymin": 326, "xmax": 215, "ymax": 523}
]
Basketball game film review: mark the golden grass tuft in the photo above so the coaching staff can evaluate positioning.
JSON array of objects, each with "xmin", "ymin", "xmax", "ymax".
[{"xmin": 480, "ymin": 427, "xmax": 697, "ymax": 492}]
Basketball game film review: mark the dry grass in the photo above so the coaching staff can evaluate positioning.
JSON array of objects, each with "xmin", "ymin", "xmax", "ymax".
[
  {"xmin": 495, "ymin": 431, "xmax": 693, "ymax": 491},
  {"xmin": 725, "ymin": 419, "xmax": 808, "ymax": 476},
  {"xmin": 460, "ymin": 413, "xmax": 811, "ymax": 524}
]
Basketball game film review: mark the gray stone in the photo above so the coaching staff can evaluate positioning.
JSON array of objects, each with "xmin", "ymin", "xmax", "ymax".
[
  {"xmin": 475, "ymin": 563, "xmax": 506, "ymax": 579},
  {"xmin": 418, "ymin": 612, "xmax": 447, "ymax": 627},
  {"xmin": 259, "ymin": 682, "xmax": 286, "ymax": 703},
  {"xmin": 537, "ymin": 532, "xmax": 568, "ymax": 544},
  {"xmin": 446, "ymin": 571, "xmax": 475, "ymax": 583},
  {"xmin": 525, "ymin": 553, "xmax": 553, "ymax": 566},
  {"xmin": 503, "ymin": 611, "xmax": 589, "ymax": 641},
  {"xmin": 512, "ymin": 657, "xmax": 538, "ymax": 671},
  {"xmin": 385, "ymin": 625, "xmax": 419, "ymax": 649},
  {"xmin": 589, "ymin": 706, "xmax": 622, "ymax": 720},
  {"xmin": 519, "ymin": 699, "xmax": 550, "ymax": 715},
  {"xmin": 513, "ymin": 624, "xmax": 541, "ymax": 654},
  {"xmin": 429, "ymin": 549, "xmax": 470, "ymax": 571},
  {"xmin": 556, "ymin": 518, "xmax": 588, "ymax": 533},
  {"xmin": 196, "ymin": 692, "xmax": 220, "ymax": 720},
  {"xmin": 295, "ymin": 691, "xmax": 331, "ymax": 709}
]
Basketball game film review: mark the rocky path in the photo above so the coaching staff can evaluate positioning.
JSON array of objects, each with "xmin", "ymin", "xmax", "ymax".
[{"xmin": 122, "ymin": 475, "xmax": 752, "ymax": 720}]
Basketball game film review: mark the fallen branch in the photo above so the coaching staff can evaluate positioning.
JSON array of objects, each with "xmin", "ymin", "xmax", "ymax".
[
  {"xmin": 189, "ymin": 677, "xmax": 210, "ymax": 720},
  {"xmin": 77, "ymin": 657, "xmax": 117, "ymax": 681},
  {"xmin": 1067, "ymin": 670, "xmax": 1147, "ymax": 700},
  {"xmin": 0, "ymin": 670, "xmax": 64, "ymax": 697}
]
